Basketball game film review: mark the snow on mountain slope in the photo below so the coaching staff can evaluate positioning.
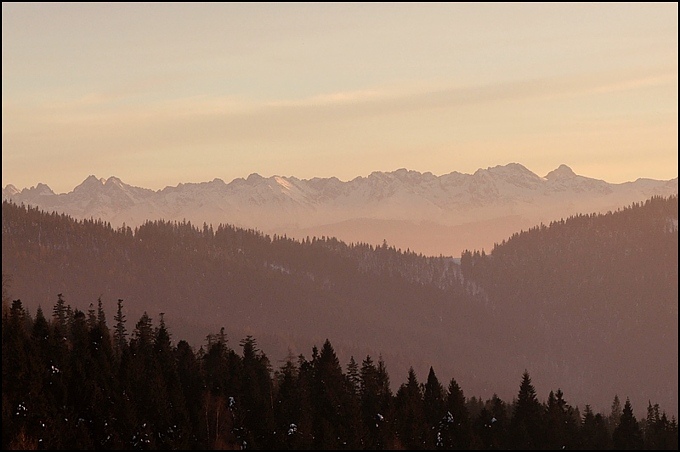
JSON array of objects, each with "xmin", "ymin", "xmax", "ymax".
[{"xmin": 3, "ymin": 164, "xmax": 677, "ymax": 255}]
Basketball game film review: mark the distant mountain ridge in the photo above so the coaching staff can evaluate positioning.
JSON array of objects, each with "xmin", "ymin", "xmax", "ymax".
[{"xmin": 4, "ymin": 163, "xmax": 677, "ymax": 256}]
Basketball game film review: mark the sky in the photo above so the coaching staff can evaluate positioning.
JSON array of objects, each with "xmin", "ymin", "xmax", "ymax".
[{"xmin": 2, "ymin": 3, "xmax": 678, "ymax": 194}]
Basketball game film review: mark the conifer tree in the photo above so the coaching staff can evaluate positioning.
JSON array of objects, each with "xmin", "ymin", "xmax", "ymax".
[
  {"xmin": 96, "ymin": 296, "xmax": 106, "ymax": 326},
  {"xmin": 238, "ymin": 335, "xmax": 275, "ymax": 449},
  {"xmin": 346, "ymin": 356, "xmax": 360, "ymax": 396},
  {"xmin": 87, "ymin": 302, "xmax": 97, "ymax": 330},
  {"xmin": 579, "ymin": 404, "xmax": 611, "ymax": 449},
  {"xmin": 509, "ymin": 370, "xmax": 544, "ymax": 449},
  {"xmin": 544, "ymin": 388, "xmax": 578, "ymax": 449},
  {"xmin": 273, "ymin": 352, "xmax": 305, "ymax": 449},
  {"xmin": 472, "ymin": 394, "xmax": 508, "ymax": 449},
  {"xmin": 175, "ymin": 340, "xmax": 206, "ymax": 448},
  {"xmin": 422, "ymin": 366, "xmax": 445, "ymax": 448},
  {"xmin": 609, "ymin": 394, "xmax": 623, "ymax": 434},
  {"xmin": 133, "ymin": 311, "xmax": 153, "ymax": 351},
  {"xmin": 3, "ymin": 300, "xmax": 36, "ymax": 448},
  {"xmin": 53, "ymin": 293, "xmax": 68, "ymax": 338},
  {"xmin": 395, "ymin": 367, "xmax": 426, "ymax": 449},
  {"xmin": 113, "ymin": 299, "xmax": 127, "ymax": 356},
  {"xmin": 312, "ymin": 339, "xmax": 360, "ymax": 449},
  {"xmin": 613, "ymin": 398, "xmax": 644, "ymax": 450},
  {"xmin": 359, "ymin": 355, "xmax": 381, "ymax": 449},
  {"xmin": 151, "ymin": 313, "xmax": 190, "ymax": 449},
  {"xmin": 441, "ymin": 377, "xmax": 471, "ymax": 450}
]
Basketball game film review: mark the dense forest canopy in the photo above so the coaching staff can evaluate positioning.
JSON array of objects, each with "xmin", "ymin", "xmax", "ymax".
[{"xmin": 2, "ymin": 297, "xmax": 677, "ymax": 449}]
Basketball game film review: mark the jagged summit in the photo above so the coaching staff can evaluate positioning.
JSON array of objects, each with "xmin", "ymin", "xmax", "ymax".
[
  {"xmin": 78, "ymin": 174, "xmax": 103, "ymax": 185},
  {"xmin": 3, "ymin": 184, "xmax": 19, "ymax": 196},
  {"xmin": 545, "ymin": 164, "xmax": 577, "ymax": 180},
  {"xmin": 18, "ymin": 183, "xmax": 55, "ymax": 196},
  {"xmin": 472, "ymin": 162, "xmax": 529, "ymax": 174},
  {"xmin": 246, "ymin": 173, "xmax": 265, "ymax": 182},
  {"xmin": 104, "ymin": 176, "xmax": 124, "ymax": 185}
]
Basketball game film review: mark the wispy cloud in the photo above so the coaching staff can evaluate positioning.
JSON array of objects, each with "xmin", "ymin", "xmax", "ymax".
[{"xmin": 3, "ymin": 65, "xmax": 677, "ymax": 192}]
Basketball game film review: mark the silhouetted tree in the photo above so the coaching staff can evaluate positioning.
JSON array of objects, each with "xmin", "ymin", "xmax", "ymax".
[
  {"xmin": 238, "ymin": 335, "xmax": 275, "ymax": 449},
  {"xmin": 613, "ymin": 398, "xmax": 644, "ymax": 450},
  {"xmin": 544, "ymin": 389, "xmax": 578, "ymax": 449},
  {"xmin": 395, "ymin": 367, "xmax": 426, "ymax": 449},
  {"xmin": 423, "ymin": 366, "xmax": 445, "ymax": 448},
  {"xmin": 579, "ymin": 404, "xmax": 610, "ymax": 449},
  {"xmin": 113, "ymin": 298, "xmax": 127, "ymax": 356},
  {"xmin": 441, "ymin": 377, "xmax": 471, "ymax": 450},
  {"xmin": 509, "ymin": 370, "xmax": 544, "ymax": 449}
]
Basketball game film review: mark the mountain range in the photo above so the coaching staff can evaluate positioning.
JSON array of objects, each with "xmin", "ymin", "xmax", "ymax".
[{"xmin": 3, "ymin": 163, "xmax": 677, "ymax": 256}]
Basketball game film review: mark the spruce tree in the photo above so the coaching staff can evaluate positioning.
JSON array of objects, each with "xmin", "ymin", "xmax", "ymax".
[
  {"xmin": 544, "ymin": 388, "xmax": 578, "ymax": 449},
  {"xmin": 346, "ymin": 356, "xmax": 360, "ymax": 396},
  {"xmin": 580, "ymin": 404, "xmax": 611, "ymax": 449},
  {"xmin": 509, "ymin": 370, "xmax": 544, "ymax": 449},
  {"xmin": 613, "ymin": 398, "xmax": 644, "ymax": 450},
  {"xmin": 422, "ymin": 367, "xmax": 445, "ymax": 448},
  {"xmin": 52, "ymin": 293, "xmax": 68, "ymax": 338},
  {"xmin": 395, "ymin": 367, "xmax": 426, "ymax": 449},
  {"xmin": 442, "ymin": 377, "xmax": 471, "ymax": 450},
  {"xmin": 312, "ymin": 339, "xmax": 360, "ymax": 449},
  {"xmin": 238, "ymin": 335, "xmax": 275, "ymax": 449},
  {"xmin": 113, "ymin": 299, "xmax": 127, "ymax": 356}
]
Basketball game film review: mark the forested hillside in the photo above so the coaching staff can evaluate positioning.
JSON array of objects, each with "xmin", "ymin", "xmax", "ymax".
[
  {"xmin": 2, "ymin": 196, "xmax": 678, "ymax": 419},
  {"xmin": 1, "ymin": 200, "xmax": 489, "ymax": 401},
  {"xmin": 459, "ymin": 195, "xmax": 678, "ymax": 416}
]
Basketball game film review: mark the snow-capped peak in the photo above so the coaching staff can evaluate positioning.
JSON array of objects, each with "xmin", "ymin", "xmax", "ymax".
[
  {"xmin": 3, "ymin": 184, "xmax": 19, "ymax": 196},
  {"xmin": 74, "ymin": 175, "xmax": 104, "ymax": 193},
  {"xmin": 23, "ymin": 183, "xmax": 55, "ymax": 196},
  {"xmin": 104, "ymin": 176, "xmax": 124, "ymax": 187},
  {"xmin": 246, "ymin": 173, "xmax": 265, "ymax": 182},
  {"xmin": 545, "ymin": 164, "xmax": 577, "ymax": 180}
]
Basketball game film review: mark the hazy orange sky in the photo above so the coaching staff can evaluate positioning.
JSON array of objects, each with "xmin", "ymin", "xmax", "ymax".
[{"xmin": 2, "ymin": 3, "xmax": 678, "ymax": 193}]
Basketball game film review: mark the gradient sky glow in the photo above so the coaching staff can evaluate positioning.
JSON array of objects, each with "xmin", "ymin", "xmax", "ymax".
[{"xmin": 2, "ymin": 3, "xmax": 678, "ymax": 193}]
